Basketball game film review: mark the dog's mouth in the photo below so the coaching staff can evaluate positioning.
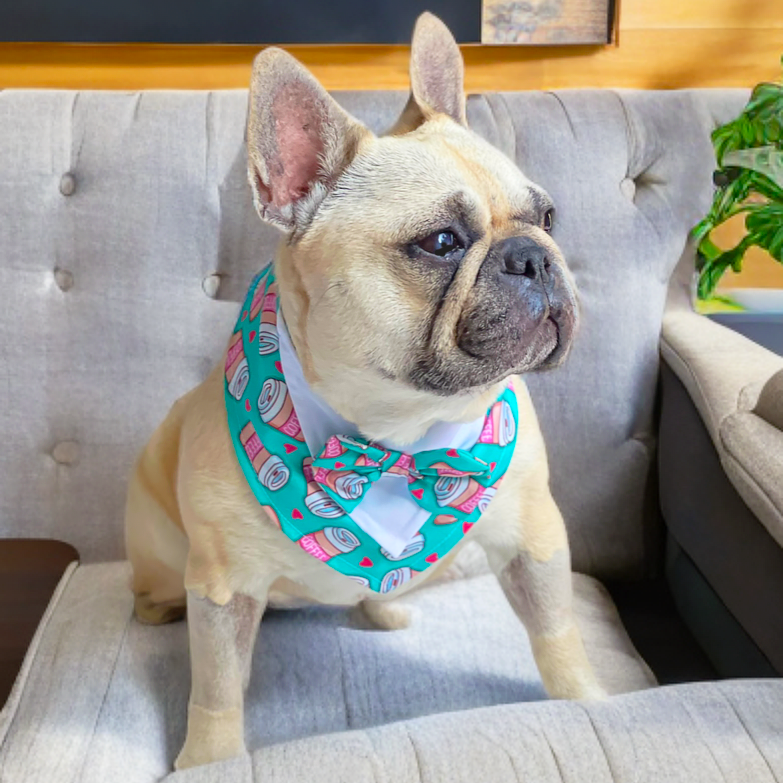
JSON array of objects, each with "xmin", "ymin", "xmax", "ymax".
[{"xmin": 408, "ymin": 310, "xmax": 569, "ymax": 396}]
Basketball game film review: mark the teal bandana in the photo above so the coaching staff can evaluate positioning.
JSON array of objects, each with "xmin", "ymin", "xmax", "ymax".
[{"xmin": 224, "ymin": 267, "xmax": 519, "ymax": 594}]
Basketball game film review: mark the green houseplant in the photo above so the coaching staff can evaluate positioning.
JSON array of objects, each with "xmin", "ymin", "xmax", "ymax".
[{"xmin": 693, "ymin": 62, "xmax": 783, "ymax": 301}]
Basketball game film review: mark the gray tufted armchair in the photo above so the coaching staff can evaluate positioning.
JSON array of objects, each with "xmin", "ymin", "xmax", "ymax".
[{"xmin": 1, "ymin": 87, "xmax": 782, "ymax": 783}]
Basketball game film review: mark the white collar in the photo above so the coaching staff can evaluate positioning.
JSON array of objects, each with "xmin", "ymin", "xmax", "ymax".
[{"xmin": 277, "ymin": 317, "xmax": 485, "ymax": 557}]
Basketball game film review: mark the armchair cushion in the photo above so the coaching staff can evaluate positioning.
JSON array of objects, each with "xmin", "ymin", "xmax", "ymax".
[
  {"xmin": 753, "ymin": 368, "xmax": 783, "ymax": 432},
  {"xmin": 661, "ymin": 309, "xmax": 783, "ymax": 548},
  {"xmin": 0, "ymin": 560, "xmax": 654, "ymax": 783},
  {"xmin": 165, "ymin": 679, "xmax": 783, "ymax": 783}
]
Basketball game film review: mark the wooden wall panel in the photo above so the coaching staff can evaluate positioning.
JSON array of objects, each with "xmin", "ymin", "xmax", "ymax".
[{"xmin": 0, "ymin": 29, "xmax": 780, "ymax": 92}]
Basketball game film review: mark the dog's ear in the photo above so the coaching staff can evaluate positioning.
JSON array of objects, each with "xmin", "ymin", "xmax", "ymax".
[
  {"xmin": 246, "ymin": 48, "xmax": 371, "ymax": 232},
  {"xmin": 391, "ymin": 12, "xmax": 467, "ymax": 135}
]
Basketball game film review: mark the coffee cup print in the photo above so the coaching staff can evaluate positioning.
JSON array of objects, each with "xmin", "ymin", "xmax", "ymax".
[
  {"xmin": 302, "ymin": 459, "xmax": 345, "ymax": 518},
  {"xmin": 250, "ymin": 281, "xmax": 277, "ymax": 322},
  {"xmin": 239, "ymin": 422, "xmax": 289, "ymax": 491},
  {"xmin": 381, "ymin": 532, "xmax": 425, "ymax": 561},
  {"xmin": 386, "ymin": 452, "xmax": 414, "ymax": 477},
  {"xmin": 429, "ymin": 460, "xmax": 468, "ymax": 478},
  {"xmin": 225, "ymin": 331, "xmax": 250, "ymax": 400},
  {"xmin": 258, "ymin": 378, "xmax": 305, "ymax": 441},
  {"xmin": 478, "ymin": 399, "xmax": 516, "ymax": 447},
  {"xmin": 320, "ymin": 436, "xmax": 347, "ymax": 460},
  {"xmin": 380, "ymin": 566, "xmax": 421, "ymax": 594},
  {"xmin": 434, "ymin": 475, "xmax": 487, "ymax": 514},
  {"xmin": 257, "ymin": 322, "xmax": 278, "ymax": 356},
  {"xmin": 477, "ymin": 478, "xmax": 501, "ymax": 513},
  {"xmin": 298, "ymin": 526, "xmax": 360, "ymax": 562},
  {"xmin": 355, "ymin": 453, "xmax": 382, "ymax": 469},
  {"xmin": 249, "ymin": 277, "xmax": 267, "ymax": 320},
  {"xmin": 312, "ymin": 465, "xmax": 369, "ymax": 501}
]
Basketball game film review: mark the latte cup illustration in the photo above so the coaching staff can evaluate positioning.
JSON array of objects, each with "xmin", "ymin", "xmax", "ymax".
[
  {"xmin": 225, "ymin": 331, "xmax": 249, "ymax": 400},
  {"xmin": 386, "ymin": 452, "xmax": 413, "ymax": 477},
  {"xmin": 249, "ymin": 277, "xmax": 267, "ymax": 320},
  {"xmin": 298, "ymin": 526, "xmax": 360, "ymax": 562},
  {"xmin": 478, "ymin": 399, "xmax": 516, "ymax": 447},
  {"xmin": 250, "ymin": 281, "xmax": 277, "ymax": 322},
  {"xmin": 477, "ymin": 479, "xmax": 502, "ymax": 513},
  {"xmin": 257, "ymin": 322, "xmax": 279, "ymax": 355},
  {"xmin": 381, "ymin": 532, "xmax": 425, "ymax": 561},
  {"xmin": 429, "ymin": 460, "xmax": 467, "ymax": 478},
  {"xmin": 380, "ymin": 566, "xmax": 421, "ymax": 594},
  {"xmin": 320, "ymin": 436, "xmax": 347, "ymax": 459},
  {"xmin": 434, "ymin": 475, "xmax": 487, "ymax": 514},
  {"xmin": 312, "ymin": 465, "xmax": 369, "ymax": 500},
  {"xmin": 239, "ymin": 422, "xmax": 290, "ymax": 491},
  {"xmin": 302, "ymin": 460, "xmax": 346, "ymax": 518},
  {"xmin": 257, "ymin": 378, "xmax": 305, "ymax": 441},
  {"xmin": 355, "ymin": 453, "xmax": 381, "ymax": 469}
]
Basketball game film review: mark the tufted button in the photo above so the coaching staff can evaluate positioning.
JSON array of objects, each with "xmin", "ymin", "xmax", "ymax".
[
  {"xmin": 52, "ymin": 441, "xmax": 80, "ymax": 466},
  {"xmin": 620, "ymin": 177, "xmax": 636, "ymax": 201},
  {"xmin": 53, "ymin": 267, "xmax": 74, "ymax": 292},
  {"xmin": 202, "ymin": 273, "xmax": 221, "ymax": 299},
  {"xmin": 59, "ymin": 172, "xmax": 77, "ymax": 196}
]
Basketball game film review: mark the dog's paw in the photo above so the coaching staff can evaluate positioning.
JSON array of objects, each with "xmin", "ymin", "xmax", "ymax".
[
  {"xmin": 174, "ymin": 704, "xmax": 245, "ymax": 770},
  {"xmin": 358, "ymin": 599, "xmax": 412, "ymax": 630}
]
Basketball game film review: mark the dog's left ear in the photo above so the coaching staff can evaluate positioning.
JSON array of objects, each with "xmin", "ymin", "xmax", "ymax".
[{"xmin": 391, "ymin": 12, "xmax": 467, "ymax": 134}]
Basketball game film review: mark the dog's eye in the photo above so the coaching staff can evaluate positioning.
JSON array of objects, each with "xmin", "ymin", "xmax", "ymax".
[
  {"xmin": 416, "ymin": 230, "xmax": 463, "ymax": 258},
  {"xmin": 542, "ymin": 209, "xmax": 554, "ymax": 233}
]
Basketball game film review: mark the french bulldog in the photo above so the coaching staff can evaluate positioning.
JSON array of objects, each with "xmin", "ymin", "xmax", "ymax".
[{"xmin": 125, "ymin": 12, "xmax": 604, "ymax": 771}]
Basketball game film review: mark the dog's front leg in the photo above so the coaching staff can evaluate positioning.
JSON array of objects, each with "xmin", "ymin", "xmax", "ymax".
[
  {"xmin": 175, "ymin": 590, "xmax": 265, "ymax": 770},
  {"xmin": 481, "ymin": 491, "xmax": 605, "ymax": 702}
]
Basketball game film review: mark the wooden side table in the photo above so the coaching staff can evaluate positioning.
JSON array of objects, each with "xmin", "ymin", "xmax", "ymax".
[{"xmin": 0, "ymin": 539, "xmax": 79, "ymax": 707}]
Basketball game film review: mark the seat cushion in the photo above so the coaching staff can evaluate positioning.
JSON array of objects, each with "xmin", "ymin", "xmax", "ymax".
[
  {"xmin": 0, "ymin": 561, "xmax": 653, "ymax": 783},
  {"xmin": 168, "ymin": 679, "xmax": 783, "ymax": 783}
]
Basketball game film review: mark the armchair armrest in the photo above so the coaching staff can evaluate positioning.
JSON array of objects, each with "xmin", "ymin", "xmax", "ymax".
[
  {"xmin": 661, "ymin": 309, "xmax": 783, "ymax": 549},
  {"xmin": 659, "ymin": 308, "xmax": 783, "ymax": 676}
]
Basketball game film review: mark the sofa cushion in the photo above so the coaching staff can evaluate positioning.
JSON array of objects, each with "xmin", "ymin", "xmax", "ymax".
[
  {"xmin": 0, "ymin": 560, "xmax": 653, "ymax": 783},
  {"xmin": 165, "ymin": 680, "xmax": 783, "ymax": 783}
]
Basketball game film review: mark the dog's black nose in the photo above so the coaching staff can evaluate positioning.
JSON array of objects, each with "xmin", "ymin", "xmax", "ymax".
[{"xmin": 500, "ymin": 236, "xmax": 551, "ymax": 284}]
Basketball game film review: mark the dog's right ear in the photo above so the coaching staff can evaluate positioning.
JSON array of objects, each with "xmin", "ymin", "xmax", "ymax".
[{"xmin": 246, "ymin": 48, "xmax": 371, "ymax": 233}]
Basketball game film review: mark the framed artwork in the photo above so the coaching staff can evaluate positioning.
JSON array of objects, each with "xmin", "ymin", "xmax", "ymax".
[
  {"xmin": 0, "ymin": 0, "xmax": 612, "ymax": 44},
  {"xmin": 482, "ymin": 0, "xmax": 613, "ymax": 45}
]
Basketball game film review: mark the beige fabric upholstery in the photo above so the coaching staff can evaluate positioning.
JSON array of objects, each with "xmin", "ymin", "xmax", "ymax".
[
  {"xmin": 660, "ymin": 309, "xmax": 783, "ymax": 445},
  {"xmin": 0, "ymin": 562, "xmax": 653, "ymax": 783},
  {"xmin": 661, "ymin": 308, "xmax": 783, "ymax": 547},
  {"xmin": 167, "ymin": 679, "xmax": 783, "ymax": 783},
  {"xmin": 754, "ymin": 369, "xmax": 783, "ymax": 431},
  {"xmin": 721, "ymin": 412, "xmax": 783, "ymax": 549}
]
